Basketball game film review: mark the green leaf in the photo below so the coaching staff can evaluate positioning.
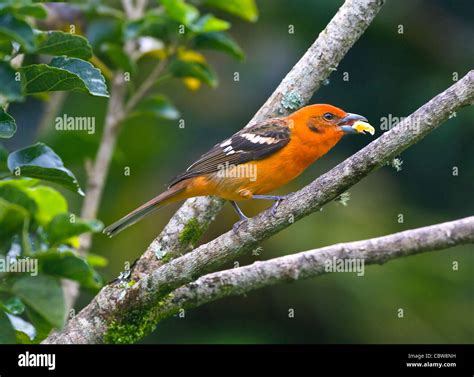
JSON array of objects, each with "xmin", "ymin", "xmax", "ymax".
[
  {"xmin": 1, "ymin": 297, "xmax": 25, "ymax": 315},
  {"xmin": 15, "ymin": 5, "xmax": 48, "ymax": 19},
  {"xmin": 0, "ymin": 143, "xmax": 8, "ymax": 166},
  {"xmin": 169, "ymin": 59, "xmax": 218, "ymax": 87},
  {"xmin": 0, "ymin": 197, "xmax": 29, "ymax": 239},
  {"xmin": 0, "ymin": 309, "xmax": 16, "ymax": 343},
  {"xmin": 36, "ymin": 31, "xmax": 93, "ymax": 60},
  {"xmin": 0, "ymin": 1, "xmax": 48, "ymax": 19},
  {"xmin": 12, "ymin": 275, "xmax": 65, "ymax": 329},
  {"xmin": 49, "ymin": 57, "xmax": 108, "ymax": 97},
  {"xmin": 46, "ymin": 212, "xmax": 103, "ymax": 246},
  {"xmin": 0, "ymin": 61, "xmax": 22, "ymax": 104},
  {"xmin": 124, "ymin": 19, "xmax": 144, "ymax": 41},
  {"xmin": 0, "ymin": 107, "xmax": 16, "ymax": 138},
  {"xmin": 125, "ymin": 14, "xmax": 175, "ymax": 42},
  {"xmin": 25, "ymin": 306, "xmax": 51, "ymax": 342},
  {"xmin": 161, "ymin": 0, "xmax": 199, "ymax": 26},
  {"xmin": 0, "ymin": 14, "xmax": 36, "ymax": 51},
  {"xmin": 38, "ymin": 249, "xmax": 102, "ymax": 290},
  {"xmin": 0, "ymin": 144, "xmax": 8, "ymax": 173},
  {"xmin": 0, "ymin": 39, "xmax": 13, "ymax": 57},
  {"xmin": 0, "ymin": 184, "xmax": 37, "ymax": 251},
  {"xmin": 26, "ymin": 185, "xmax": 67, "ymax": 226},
  {"xmin": 101, "ymin": 43, "xmax": 136, "ymax": 73},
  {"xmin": 203, "ymin": 0, "xmax": 258, "ymax": 22},
  {"xmin": 20, "ymin": 57, "xmax": 109, "ymax": 97},
  {"xmin": 0, "ymin": 178, "xmax": 39, "ymax": 189},
  {"xmin": 16, "ymin": 329, "xmax": 35, "ymax": 344},
  {"xmin": 0, "ymin": 183, "xmax": 38, "ymax": 215},
  {"xmin": 6, "ymin": 313, "xmax": 36, "ymax": 343},
  {"xmin": 194, "ymin": 32, "xmax": 244, "ymax": 60},
  {"xmin": 86, "ymin": 18, "xmax": 123, "ymax": 50},
  {"xmin": 7, "ymin": 142, "xmax": 84, "ymax": 195},
  {"xmin": 75, "ymin": 2, "xmax": 124, "ymax": 20},
  {"xmin": 191, "ymin": 14, "xmax": 230, "ymax": 33},
  {"xmin": 86, "ymin": 253, "xmax": 108, "ymax": 268},
  {"xmin": 133, "ymin": 95, "xmax": 180, "ymax": 120}
]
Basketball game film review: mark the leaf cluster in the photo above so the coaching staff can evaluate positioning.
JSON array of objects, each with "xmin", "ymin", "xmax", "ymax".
[{"xmin": 0, "ymin": 0, "xmax": 258, "ymax": 343}]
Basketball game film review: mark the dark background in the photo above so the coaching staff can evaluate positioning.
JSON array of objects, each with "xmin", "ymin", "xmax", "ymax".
[{"xmin": 7, "ymin": 0, "xmax": 474, "ymax": 343}]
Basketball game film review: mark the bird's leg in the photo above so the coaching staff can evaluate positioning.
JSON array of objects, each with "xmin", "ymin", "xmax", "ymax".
[
  {"xmin": 251, "ymin": 194, "xmax": 290, "ymax": 216},
  {"xmin": 230, "ymin": 201, "xmax": 249, "ymax": 232}
]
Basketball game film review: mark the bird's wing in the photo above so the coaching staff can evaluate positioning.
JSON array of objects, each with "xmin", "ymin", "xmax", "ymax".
[{"xmin": 168, "ymin": 118, "xmax": 291, "ymax": 188}]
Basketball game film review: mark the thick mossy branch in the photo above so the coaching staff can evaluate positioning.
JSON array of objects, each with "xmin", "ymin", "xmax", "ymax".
[
  {"xmin": 178, "ymin": 217, "xmax": 206, "ymax": 246},
  {"xmin": 133, "ymin": 196, "xmax": 224, "ymax": 278},
  {"xmin": 103, "ymin": 308, "xmax": 156, "ymax": 344},
  {"xmin": 103, "ymin": 293, "xmax": 177, "ymax": 344}
]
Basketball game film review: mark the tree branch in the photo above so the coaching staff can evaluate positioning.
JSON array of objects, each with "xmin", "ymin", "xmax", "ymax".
[
  {"xmin": 80, "ymin": 0, "xmax": 149, "ymax": 249},
  {"xmin": 36, "ymin": 92, "xmax": 67, "ymax": 137},
  {"xmin": 124, "ymin": 56, "xmax": 168, "ymax": 113},
  {"xmin": 63, "ymin": 74, "xmax": 127, "ymax": 311},
  {"xmin": 149, "ymin": 216, "xmax": 474, "ymax": 322},
  {"xmin": 66, "ymin": 0, "xmax": 149, "ymax": 309},
  {"xmin": 80, "ymin": 74, "xmax": 126, "ymax": 236},
  {"xmin": 43, "ymin": 69, "xmax": 474, "ymax": 344},
  {"xmin": 132, "ymin": 0, "xmax": 386, "ymax": 277}
]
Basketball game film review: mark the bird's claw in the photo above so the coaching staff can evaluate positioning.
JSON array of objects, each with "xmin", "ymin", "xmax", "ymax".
[
  {"xmin": 270, "ymin": 195, "xmax": 288, "ymax": 216},
  {"xmin": 232, "ymin": 218, "xmax": 247, "ymax": 232},
  {"xmin": 270, "ymin": 201, "xmax": 280, "ymax": 216}
]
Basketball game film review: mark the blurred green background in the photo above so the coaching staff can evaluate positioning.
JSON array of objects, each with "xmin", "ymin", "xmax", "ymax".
[{"xmin": 6, "ymin": 0, "xmax": 474, "ymax": 343}]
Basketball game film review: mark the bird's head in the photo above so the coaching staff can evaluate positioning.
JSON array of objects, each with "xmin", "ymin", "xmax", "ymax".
[{"xmin": 288, "ymin": 104, "xmax": 375, "ymax": 141}]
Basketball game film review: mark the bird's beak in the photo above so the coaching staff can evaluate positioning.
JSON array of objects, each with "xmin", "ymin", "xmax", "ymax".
[{"xmin": 339, "ymin": 113, "xmax": 375, "ymax": 135}]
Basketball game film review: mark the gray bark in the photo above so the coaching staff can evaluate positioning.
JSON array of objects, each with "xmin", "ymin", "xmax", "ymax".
[{"xmin": 151, "ymin": 216, "xmax": 474, "ymax": 320}]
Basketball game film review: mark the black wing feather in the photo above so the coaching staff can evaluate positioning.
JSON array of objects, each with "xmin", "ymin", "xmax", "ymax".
[{"xmin": 168, "ymin": 118, "xmax": 290, "ymax": 188}]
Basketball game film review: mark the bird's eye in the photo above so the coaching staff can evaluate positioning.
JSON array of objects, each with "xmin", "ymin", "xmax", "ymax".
[{"xmin": 323, "ymin": 112, "xmax": 334, "ymax": 120}]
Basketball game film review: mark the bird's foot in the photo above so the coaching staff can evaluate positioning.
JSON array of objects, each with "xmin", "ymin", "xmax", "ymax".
[
  {"xmin": 270, "ymin": 195, "xmax": 289, "ymax": 216},
  {"xmin": 230, "ymin": 201, "xmax": 250, "ymax": 232},
  {"xmin": 251, "ymin": 194, "xmax": 291, "ymax": 217},
  {"xmin": 232, "ymin": 218, "xmax": 247, "ymax": 232}
]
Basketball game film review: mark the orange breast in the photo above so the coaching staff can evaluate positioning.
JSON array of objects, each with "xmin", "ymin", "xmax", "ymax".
[
  {"xmin": 243, "ymin": 133, "xmax": 340, "ymax": 195},
  {"xmin": 180, "ymin": 114, "xmax": 345, "ymax": 201},
  {"xmin": 182, "ymin": 135, "xmax": 341, "ymax": 201}
]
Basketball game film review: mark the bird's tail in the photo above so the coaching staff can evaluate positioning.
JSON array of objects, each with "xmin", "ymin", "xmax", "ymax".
[{"xmin": 103, "ymin": 185, "xmax": 185, "ymax": 237}]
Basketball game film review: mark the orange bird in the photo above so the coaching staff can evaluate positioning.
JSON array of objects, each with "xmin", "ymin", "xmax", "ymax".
[{"xmin": 104, "ymin": 104, "xmax": 374, "ymax": 237}]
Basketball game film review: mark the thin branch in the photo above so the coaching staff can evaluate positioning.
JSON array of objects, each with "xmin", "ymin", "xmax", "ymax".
[
  {"xmin": 70, "ymin": 0, "xmax": 150, "ymax": 307},
  {"xmin": 124, "ymin": 57, "xmax": 168, "ymax": 114},
  {"xmin": 80, "ymin": 74, "xmax": 127, "ymax": 250},
  {"xmin": 36, "ymin": 93, "xmax": 67, "ymax": 137},
  {"xmin": 43, "ymin": 70, "xmax": 474, "ymax": 344},
  {"xmin": 150, "ymin": 216, "xmax": 474, "ymax": 323},
  {"xmin": 80, "ymin": 0, "xmax": 151, "ymax": 249},
  {"xmin": 135, "ymin": 0, "xmax": 148, "ymax": 17},
  {"xmin": 63, "ymin": 75, "xmax": 128, "ymax": 311},
  {"xmin": 132, "ymin": 0, "xmax": 387, "ymax": 278},
  {"xmin": 79, "ymin": 0, "xmax": 153, "ymax": 249},
  {"xmin": 80, "ymin": 58, "xmax": 168, "ymax": 251},
  {"xmin": 121, "ymin": 0, "xmax": 135, "ymax": 19}
]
